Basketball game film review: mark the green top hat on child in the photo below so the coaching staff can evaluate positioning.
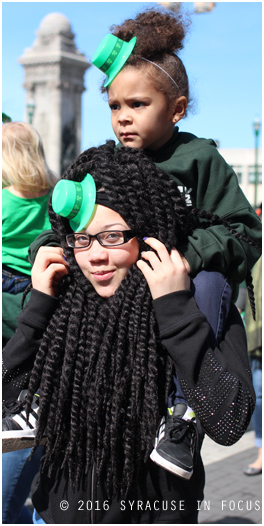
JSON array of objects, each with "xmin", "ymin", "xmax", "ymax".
[{"xmin": 92, "ymin": 34, "xmax": 137, "ymax": 87}]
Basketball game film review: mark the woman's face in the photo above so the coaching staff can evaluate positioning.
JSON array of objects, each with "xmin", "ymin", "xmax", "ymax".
[{"xmin": 74, "ymin": 204, "xmax": 139, "ymax": 298}]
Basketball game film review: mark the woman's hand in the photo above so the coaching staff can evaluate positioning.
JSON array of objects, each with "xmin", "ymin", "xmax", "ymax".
[
  {"xmin": 31, "ymin": 246, "xmax": 69, "ymax": 297},
  {"xmin": 136, "ymin": 238, "xmax": 190, "ymax": 300}
]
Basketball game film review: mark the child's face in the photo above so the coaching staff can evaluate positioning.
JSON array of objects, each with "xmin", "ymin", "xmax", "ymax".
[
  {"xmin": 74, "ymin": 205, "xmax": 139, "ymax": 298},
  {"xmin": 108, "ymin": 68, "xmax": 176, "ymax": 151}
]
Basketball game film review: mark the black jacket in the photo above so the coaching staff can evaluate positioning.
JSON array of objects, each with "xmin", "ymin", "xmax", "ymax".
[{"xmin": 2, "ymin": 287, "xmax": 255, "ymax": 523}]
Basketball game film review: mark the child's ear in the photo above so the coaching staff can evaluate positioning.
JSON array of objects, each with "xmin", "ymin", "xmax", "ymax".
[{"xmin": 171, "ymin": 96, "xmax": 187, "ymax": 124}]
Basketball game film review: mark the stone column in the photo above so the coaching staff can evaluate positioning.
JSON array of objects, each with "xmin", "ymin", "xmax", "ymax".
[{"xmin": 19, "ymin": 13, "xmax": 90, "ymax": 176}]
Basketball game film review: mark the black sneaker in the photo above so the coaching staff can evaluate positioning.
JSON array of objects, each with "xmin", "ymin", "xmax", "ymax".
[
  {"xmin": 2, "ymin": 390, "xmax": 45, "ymax": 452},
  {"xmin": 150, "ymin": 403, "xmax": 197, "ymax": 479}
]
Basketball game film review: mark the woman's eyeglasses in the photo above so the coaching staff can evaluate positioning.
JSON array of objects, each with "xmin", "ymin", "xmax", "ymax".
[{"xmin": 66, "ymin": 230, "xmax": 135, "ymax": 249}]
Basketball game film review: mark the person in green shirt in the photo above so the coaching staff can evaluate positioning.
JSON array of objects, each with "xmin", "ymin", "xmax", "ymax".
[
  {"xmin": 2, "ymin": 122, "xmax": 58, "ymax": 524},
  {"xmin": 2, "ymin": 121, "xmax": 58, "ymax": 296},
  {"xmin": 90, "ymin": 8, "xmax": 261, "ymax": 480}
]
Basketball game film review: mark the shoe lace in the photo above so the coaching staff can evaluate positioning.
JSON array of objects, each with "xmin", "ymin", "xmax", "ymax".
[
  {"xmin": 169, "ymin": 416, "xmax": 200, "ymax": 460},
  {"xmin": 2, "ymin": 391, "xmax": 29, "ymax": 418},
  {"xmin": 2, "ymin": 398, "xmax": 24, "ymax": 418}
]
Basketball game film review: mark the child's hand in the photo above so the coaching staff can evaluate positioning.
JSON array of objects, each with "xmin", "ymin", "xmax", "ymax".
[
  {"xmin": 31, "ymin": 246, "xmax": 69, "ymax": 297},
  {"xmin": 136, "ymin": 238, "xmax": 190, "ymax": 300}
]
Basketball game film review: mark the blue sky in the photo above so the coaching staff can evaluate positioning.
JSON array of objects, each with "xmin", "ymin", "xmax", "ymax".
[{"xmin": 2, "ymin": 2, "xmax": 262, "ymax": 150}]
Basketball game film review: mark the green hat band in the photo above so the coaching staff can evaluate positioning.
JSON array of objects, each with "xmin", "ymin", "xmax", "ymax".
[
  {"xmin": 100, "ymin": 40, "xmax": 124, "ymax": 74},
  {"xmin": 67, "ymin": 184, "xmax": 83, "ymax": 220}
]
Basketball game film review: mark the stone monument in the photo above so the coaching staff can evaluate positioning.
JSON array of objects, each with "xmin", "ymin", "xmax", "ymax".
[{"xmin": 19, "ymin": 13, "xmax": 90, "ymax": 176}]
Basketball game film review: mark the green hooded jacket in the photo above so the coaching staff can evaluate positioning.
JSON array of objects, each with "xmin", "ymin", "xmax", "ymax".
[{"xmin": 143, "ymin": 127, "xmax": 261, "ymax": 282}]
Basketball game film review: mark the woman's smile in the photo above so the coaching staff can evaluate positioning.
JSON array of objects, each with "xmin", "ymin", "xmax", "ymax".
[{"xmin": 91, "ymin": 269, "xmax": 116, "ymax": 282}]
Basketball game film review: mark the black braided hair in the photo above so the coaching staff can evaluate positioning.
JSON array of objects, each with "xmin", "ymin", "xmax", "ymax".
[{"xmin": 26, "ymin": 141, "xmax": 257, "ymax": 499}]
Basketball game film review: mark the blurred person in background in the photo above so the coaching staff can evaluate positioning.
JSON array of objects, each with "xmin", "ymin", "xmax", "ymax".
[
  {"xmin": 243, "ymin": 206, "xmax": 262, "ymax": 476},
  {"xmin": 2, "ymin": 121, "xmax": 58, "ymax": 524},
  {"xmin": 2, "ymin": 121, "xmax": 57, "ymax": 300}
]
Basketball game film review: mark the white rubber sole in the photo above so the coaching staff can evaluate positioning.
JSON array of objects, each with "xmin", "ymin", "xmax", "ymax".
[
  {"xmin": 150, "ymin": 448, "xmax": 193, "ymax": 480},
  {"xmin": 2, "ymin": 428, "xmax": 36, "ymax": 439}
]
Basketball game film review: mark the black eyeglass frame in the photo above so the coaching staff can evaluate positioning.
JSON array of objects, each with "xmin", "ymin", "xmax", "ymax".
[{"xmin": 66, "ymin": 230, "xmax": 136, "ymax": 249}]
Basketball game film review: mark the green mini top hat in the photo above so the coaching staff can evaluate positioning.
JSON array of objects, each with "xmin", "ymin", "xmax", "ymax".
[
  {"xmin": 92, "ymin": 34, "xmax": 137, "ymax": 87},
  {"xmin": 52, "ymin": 173, "xmax": 96, "ymax": 232}
]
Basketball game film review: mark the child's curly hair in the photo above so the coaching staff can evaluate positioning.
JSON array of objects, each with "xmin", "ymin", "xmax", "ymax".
[{"xmin": 26, "ymin": 141, "xmax": 257, "ymax": 499}]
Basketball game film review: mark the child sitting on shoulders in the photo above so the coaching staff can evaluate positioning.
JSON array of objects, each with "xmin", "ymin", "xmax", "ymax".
[{"xmin": 91, "ymin": 7, "xmax": 262, "ymax": 479}]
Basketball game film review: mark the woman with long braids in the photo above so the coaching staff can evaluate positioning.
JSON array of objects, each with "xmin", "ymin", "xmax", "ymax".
[{"xmin": 2, "ymin": 142, "xmax": 256, "ymax": 524}]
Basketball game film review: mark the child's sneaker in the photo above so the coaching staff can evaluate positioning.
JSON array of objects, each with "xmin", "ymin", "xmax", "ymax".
[
  {"xmin": 2, "ymin": 390, "xmax": 45, "ymax": 452},
  {"xmin": 150, "ymin": 403, "xmax": 197, "ymax": 479}
]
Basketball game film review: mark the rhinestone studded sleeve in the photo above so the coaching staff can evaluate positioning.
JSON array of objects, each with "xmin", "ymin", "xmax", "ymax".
[
  {"xmin": 153, "ymin": 290, "xmax": 256, "ymax": 446},
  {"xmin": 2, "ymin": 290, "xmax": 58, "ymax": 402}
]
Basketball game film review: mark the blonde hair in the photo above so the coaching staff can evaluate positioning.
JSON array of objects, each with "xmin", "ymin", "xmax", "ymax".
[{"xmin": 2, "ymin": 122, "xmax": 58, "ymax": 192}]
